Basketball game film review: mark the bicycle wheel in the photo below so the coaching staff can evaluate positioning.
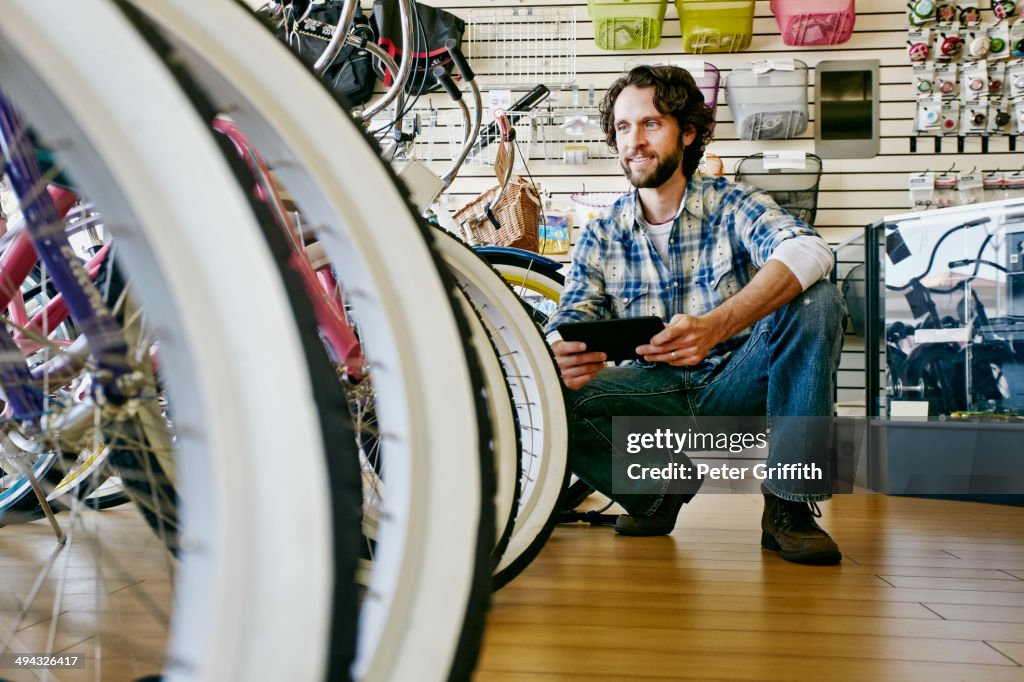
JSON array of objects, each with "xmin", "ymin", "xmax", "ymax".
[
  {"xmin": 0, "ymin": 2, "xmax": 359, "ymax": 679},
  {"xmin": 477, "ymin": 250, "xmax": 599, "ymax": 513},
  {"xmin": 307, "ymin": 238, "xmax": 518, "ymax": 565},
  {"xmin": 122, "ymin": 2, "xmax": 496, "ymax": 678},
  {"xmin": 477, "ymin": 247, "xmax": 565, "ymax": 322},
  {"xmin": 433, "ymin": 231, "xmax": 570, "ymax": 590},
  {"xmin": 450, "ymin": 286, "xmax": 522, "ymax": 566}
]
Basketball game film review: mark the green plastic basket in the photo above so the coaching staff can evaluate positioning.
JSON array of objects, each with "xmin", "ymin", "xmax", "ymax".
[
  {"xmin": 675, "ymin": 0, "xmax": 755, "ymax": 53},
  {"xmin": 588, "ymin": 0, "xmax": 668, "ymax": 50}
]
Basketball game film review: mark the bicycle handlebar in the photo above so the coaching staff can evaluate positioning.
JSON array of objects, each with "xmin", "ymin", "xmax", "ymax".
[
  {"xmin": 445, "ymin": 39, "xmax": 474, "ymax": 82},
  {"xmin": 361, "ymin": 0, "xmax": 414, "ymax": 121},
  {"xmin": 434, "ymin": 66, "xmax": 461, "ymax": 101},
  {"xmin": 474, "ymin": 85, "xmax": 549, "ymax": 154},
  {"xmin": 439, "ymin": 42, "xmax": 482, "ymax": 191},
  {"xmin": 313, "ymin": 0, "xmax": 359, "ymax": 75}
]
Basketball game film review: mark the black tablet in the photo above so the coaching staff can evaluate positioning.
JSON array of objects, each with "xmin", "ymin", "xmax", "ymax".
[{"xmin": 557, "ymin": 316, "xmax": 665, "ymax": 362}]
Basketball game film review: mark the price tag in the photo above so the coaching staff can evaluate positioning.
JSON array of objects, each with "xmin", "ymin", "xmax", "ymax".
[
  {"xmin": 959, "ymin": 173, "xmax": 982, "ymax": 190},
  {"xmin": 914, "ymin": 328, "xmax": 971, "ymax": 344},
  {"xmin": 751, "ymin": 58, "xmax": 795, "ymax": 75},
  {"xmin": 909, "ymin": 172, "xmax": 935, "ymax": 191},
  {"xmin": 488, "ymin": 89, "xmax": 513, "ymax": 112},
  {"xmin": 671, "ymin": 59, "xmax": 705, "ymax": 78},
  {"xmin": 761, "ymin": 151, "xmax": 807, "ymax": 170}
]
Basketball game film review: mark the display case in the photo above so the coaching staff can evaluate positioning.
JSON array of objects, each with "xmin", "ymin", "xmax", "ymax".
[
  {"xmin": 878, "ymin": 200, "xmax": 1024, "ymax": 419},
  {"xmin": 850, "ymin": 200, "xmax": 1024, "ymax": 501}
]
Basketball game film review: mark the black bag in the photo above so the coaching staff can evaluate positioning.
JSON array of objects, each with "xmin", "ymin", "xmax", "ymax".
[
  {"xmin": 370, "ymin": 0, "xmax": 465, "ymax": 95},
  {"xmin": 258, "ymin": 2, "xmax": 377, "ymax": 106}
]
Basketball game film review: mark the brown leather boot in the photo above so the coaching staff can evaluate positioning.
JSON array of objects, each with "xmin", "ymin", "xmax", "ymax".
[
  {"xmin": 761, "ymin": 494, "xmax": 842, "ymax": 565},
  {"xmin": 614, "ymin": 472, "xmax": 704, "ymax": 537},
  {"xmin": 614, "ymin": 492, "xmax": 691, "ymax": 536}
]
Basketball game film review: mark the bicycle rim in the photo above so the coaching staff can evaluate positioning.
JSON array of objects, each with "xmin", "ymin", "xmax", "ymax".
[
  {"xmin": 0, "ymin": 2, "xmax": 358, "ymax": 679},
  {"xmin": 123, "ymin": 1, "xmax": 496, "ymax": 678},
  {"xmin": 481, "ymin": 251, "xmax": 565, "ymax": 321},
  {"xmin": 434, "ymin": 232, "xmax": 569, "ymax": 589}
]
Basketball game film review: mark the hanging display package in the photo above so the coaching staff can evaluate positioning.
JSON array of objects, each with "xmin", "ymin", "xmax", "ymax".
[
  {"xmin": 257, "ymin": 2, "xmax": 377, "ymax": 106},
  {"xmin": 371, "ymin": 0, "xmax": 466, "ymax": 95}
]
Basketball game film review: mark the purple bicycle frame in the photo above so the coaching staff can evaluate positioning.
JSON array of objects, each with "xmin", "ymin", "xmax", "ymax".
[{"xmin": 0, "ymin": 93, "xmax": 130, "ymax": 419}]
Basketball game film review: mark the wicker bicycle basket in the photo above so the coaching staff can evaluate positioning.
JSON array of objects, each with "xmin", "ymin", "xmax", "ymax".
[{"xmin": 454, "ymin": 176, "xmax": 542, "ymax": 251}]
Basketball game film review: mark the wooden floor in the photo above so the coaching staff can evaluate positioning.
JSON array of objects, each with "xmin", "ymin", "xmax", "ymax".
[
  {"xmin": 476, "ymin": 493, "xmax": 1024, "ymax": 682},
  {"xmin": 0, "ymin": 509, "xmax": 170, "ymax": 681},
  {"xmin": 1, "ymin": 494, "xmax": 1023, "ymax": 680}
]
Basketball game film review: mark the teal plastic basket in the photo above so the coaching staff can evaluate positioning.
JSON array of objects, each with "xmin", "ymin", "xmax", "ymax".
[{"xmin": 588, "ymin": 0, "xmax": 668, "ymax": 50}]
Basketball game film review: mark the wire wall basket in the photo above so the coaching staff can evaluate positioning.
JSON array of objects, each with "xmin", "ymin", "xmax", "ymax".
[
  {"xmin": 735, "ymin": 152, "xmax": 823, "ymax": 224},
  {"xmin": 533, "ymin": 107, "xmax": 614, "ymax": 164},
  {"xmin": 444, "ymin": 109, "xmax": 534, "ymax": 169},
  {"xmin": 467, "ymin": 8, "xmax": 577, "ymax": 89}
]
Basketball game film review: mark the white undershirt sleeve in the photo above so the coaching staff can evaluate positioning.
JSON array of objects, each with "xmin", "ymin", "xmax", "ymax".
[{"xmin": 766, "ymin": 236, "xmax": 834, "ymax": 291}]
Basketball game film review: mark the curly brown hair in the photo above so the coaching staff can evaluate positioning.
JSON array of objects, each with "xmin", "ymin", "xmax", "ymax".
[{"xmin": 599, "ymin": 65, "xmax": 715, "ymax": 179}]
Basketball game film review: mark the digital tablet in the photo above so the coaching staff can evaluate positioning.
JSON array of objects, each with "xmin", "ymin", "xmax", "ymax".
[{"xmin": 557, "ymin": 316, "xmax": 665, "ymax": 362}]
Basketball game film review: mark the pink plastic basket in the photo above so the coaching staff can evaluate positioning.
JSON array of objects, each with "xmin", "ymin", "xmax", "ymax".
[{"xmin": 770, "ymin": 0, "xmax": 855, "ymax": 47}]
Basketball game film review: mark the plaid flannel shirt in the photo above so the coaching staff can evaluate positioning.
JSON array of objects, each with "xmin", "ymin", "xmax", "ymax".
[{"xmin": 546, "ymin": 173, "xmax": 826, "ymax": 367}]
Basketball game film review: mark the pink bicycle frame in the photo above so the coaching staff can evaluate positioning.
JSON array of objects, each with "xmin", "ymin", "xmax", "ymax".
[{"xmin": 212, "ymin": 117, "xmax": 366, "ymax": 379}]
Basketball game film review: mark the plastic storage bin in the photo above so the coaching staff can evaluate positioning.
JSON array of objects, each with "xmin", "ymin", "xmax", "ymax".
[
  {"xmin": 690, "ymin": 61, "xmax": 721, "ymax": 112},
  {"xmin": 735, "ymin": 152, "xmax": 823, "ymax": 224},
  {"xmin": 675, "ymin": 61, "xmax": 721, "ymax": 119},
  {"xmin": 725, "ymin": 59, "xmax": 809, "ymax": 140},
  {"xmin": 770, "ymin": 0, "xmax": 855, "ymax": 46},
  {"xmin": 588, "ymin": 0, "xmax": 668, "ymax": 50},
  {"xmin": 675, "ymin": 0, "xmax": 755, "ymax": 53}
]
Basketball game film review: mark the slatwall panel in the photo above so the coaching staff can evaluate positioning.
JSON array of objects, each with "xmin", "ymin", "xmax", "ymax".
[
  {"xmin": 420, "ymin": 0, "xmax": 1019, "ymax": 235},
  {"xmin": 279, "ymin": 0, "xmax": 1019, "ymax": 410},
  {"xmin": 392, "ymin": 0, "xmax": 1019, "ymax": 412}
]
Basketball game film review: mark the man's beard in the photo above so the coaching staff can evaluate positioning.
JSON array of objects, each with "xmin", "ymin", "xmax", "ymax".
[{"xmin": 621, "ymin": 141, "xmax": 684, "ymax": 188}]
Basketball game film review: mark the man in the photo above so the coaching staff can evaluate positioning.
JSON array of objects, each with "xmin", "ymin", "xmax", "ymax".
[{"xmin": 546, "ymin": 65, "xmax": 845, "ymax": 565}]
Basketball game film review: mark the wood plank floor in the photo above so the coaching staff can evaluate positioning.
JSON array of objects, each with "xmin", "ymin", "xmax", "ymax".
[
  {"xmin": 0, "ymin": 509, "xmax": 170, "ymax": 681},
  {"xmin": 1, "ymin": 493, "xmax": 1022, "ymax": 680},
  {"xmin": 476, "ymin": 493, "xmax": 1024, "ymax": 682}
]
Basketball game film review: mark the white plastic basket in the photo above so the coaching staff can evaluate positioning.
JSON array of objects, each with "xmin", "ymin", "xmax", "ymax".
[{"xmin": 725, "ymin": 59, "xmax": 809, "ymax": 141}]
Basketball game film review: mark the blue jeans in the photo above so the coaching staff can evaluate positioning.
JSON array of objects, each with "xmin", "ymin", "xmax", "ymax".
[{"xmin": 565, "ymin": 280, "xmax": 846, "ymax": 515}]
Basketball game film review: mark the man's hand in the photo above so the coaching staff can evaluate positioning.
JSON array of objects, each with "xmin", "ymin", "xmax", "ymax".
[
  {"xmin": 551, "ymin": 340, "xmax": 607, "ymax": 389},
  {"xmin": 636, "ymin": 313, "xmax": 722, "ymax": 366}
]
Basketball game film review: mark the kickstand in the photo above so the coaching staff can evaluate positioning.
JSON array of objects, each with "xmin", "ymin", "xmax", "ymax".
[{"xmin": 12, "ymin": 458, "xmax": 66, "ymax": 544}]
